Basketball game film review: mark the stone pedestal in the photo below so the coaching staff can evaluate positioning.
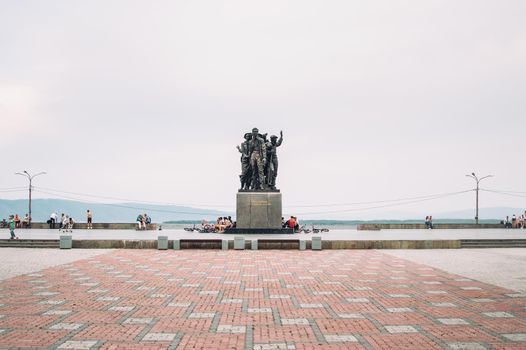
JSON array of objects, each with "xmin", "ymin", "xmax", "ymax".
[{"xmin": 236, "ymin": 191, "xmax": 282, "ymax": 229}]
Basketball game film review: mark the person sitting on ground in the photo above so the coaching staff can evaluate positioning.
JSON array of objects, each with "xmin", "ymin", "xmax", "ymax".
[
  {"xmin": 224, "ymin": 217, "xmax": 233, "ymax": 230},
  {"xmin": 214, "ymin": 217, "xmax": 226, "ymax": 232},
  {"xmin": 136, "ymin": 214, "xmax": 145, "ymax": 230},
  {"xmin": 293, "ymin": 216, "xmax": 300, "ymax": 231},
  {"xmin": 287, "ymin": 216, "xmax": 297, "ymax": 231},
  {"xmin": 22, "ymin": 214, "xmax": 29, "ymax": 228}
]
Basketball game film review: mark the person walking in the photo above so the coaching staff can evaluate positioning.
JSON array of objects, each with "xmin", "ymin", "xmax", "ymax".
[
  {"xmin": 87, "ymin": 210, "xmax": 93, "ymax": 229},
  {"xmin": 8, "ymin": 215, "xmax": 18, "ymax": 239}
]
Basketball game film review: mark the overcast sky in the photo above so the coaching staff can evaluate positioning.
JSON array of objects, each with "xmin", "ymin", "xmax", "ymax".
[{"xmin": 1, "ymin": 0, "xmax": 525, "ymax": 219}]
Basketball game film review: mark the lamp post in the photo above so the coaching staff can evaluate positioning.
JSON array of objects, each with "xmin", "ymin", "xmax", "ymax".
[
  {"xmin": 15, "ymin": 170, "xmax": 46, "ymax": 228},
  {"xmin": 465, "ymin": 172, "xmax": 492, "ymax": 224}
]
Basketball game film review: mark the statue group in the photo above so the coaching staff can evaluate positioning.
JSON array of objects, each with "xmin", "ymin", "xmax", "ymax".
[{"xmin": 237, "ymin": 128, "xmax": 283, "ymax": 191}]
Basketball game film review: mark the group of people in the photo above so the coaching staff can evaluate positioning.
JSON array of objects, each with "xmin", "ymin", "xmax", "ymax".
[
  {"xmin": 283, "ymin": 216, "xmax": 300, "ymax": 231},
  {"xmin": 200, "ymin": 217, "xmax": 234, "ymax": 233},
  {"xmin": 4, "ymin": 214, "xmax": 30, "ymax": 228},
  {"xmin": 136, "ymin": 213, "xmax": 152, "ymax": 230},
  {"xmin": 424, "ymin": 216, "xmax": 434, "ymax": 229},
  {"xmin": 504, "ymin": 212, "xmax": 526, "ymax": 228},
  {"xmin": 48, "ymin": 212, "xmax": 77, "ymax": 231}
]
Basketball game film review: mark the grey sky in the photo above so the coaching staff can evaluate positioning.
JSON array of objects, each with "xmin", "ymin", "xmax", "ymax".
[{"xmin": 1, "ymin": 0, "xmax": 525, "ymax": 219}]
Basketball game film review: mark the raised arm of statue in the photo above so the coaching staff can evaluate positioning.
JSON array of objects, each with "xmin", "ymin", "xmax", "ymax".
[{"xmin": 276, "ymin": 130, "xmax": 283, "ymax": 147}]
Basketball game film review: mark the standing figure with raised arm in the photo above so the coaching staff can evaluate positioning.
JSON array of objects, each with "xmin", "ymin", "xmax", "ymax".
[{"xmin": 248, "ymin": 128, "xmax": 267, "ymax": 190}]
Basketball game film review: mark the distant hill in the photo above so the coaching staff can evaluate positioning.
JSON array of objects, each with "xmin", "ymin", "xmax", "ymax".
[{"xmin": 0, "ymin": 199, "xmax": 230, "ymax": 223}]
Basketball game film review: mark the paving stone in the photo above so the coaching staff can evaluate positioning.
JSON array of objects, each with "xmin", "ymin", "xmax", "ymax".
[
  {"xmin": 502, "ymin": 333, "xmax": 526, "ymax": 341},
  {"xmin": 221, "ymin": 298, "xmax": 243, "ymax": 303},
  {"xmin": 325, "ymin": 334, "xmax": 359, "ymax": 343},
  {"xmin": 50, "ymin": 323, "xmax": 84, "ymax": 330},
  {"xmin": 189, "ymin": 312, "xmax": 216, "ymax": 318},
  {"xmin": 299, "ymin": 303, "xmax": 323, "ymax": 308},
  {"xmin": 142, "ymin": 333, "xmax": 176, "ymax": 341},
  {"xmin": 43, "ymin": 310, "xmax": 72, "ymax": 316},
  {"xmin": 58, "ymin": 340, "xmax": 98, "ymax": 349},
  {"xmin": 385, "ymin": 325, "xmax": 418, "ymax": 333},
  {"xmin": 432, "ymin": 302, "xmax": 457, "ymax": 307},
  {"xmin": 253, "ymin": 344, "xmax": 295, "ymax": 350},
  {"xmin": 123, "ymin": 317, "xmax": 153, "ymax": 324},
  {"xmin": 337, "ymin": 313, "xmax": 364, "ymax": 319},
  {"xmin": 438, "ymin": 318, "xmax": 470, "ymax": 325},
  {"xmin": 217, "ymin": 325, "xmax": 247, "ymax": 334},
  {"xmin": 387, "ymin": 307, "xmax": 414, "ymax": 313},
  {"xmin": 447, "ymin": 342, "xmax": 487, "ymax": 350},
  {"xmin": 482, "ymin": 312, "xmax": 514, "ymax": 318},
  {"xmin": 471, "ymin": 298, "xmax": 494, "ymax": 303},
  {"xmin": 168, "ymin": 302, "xmax": 192, "ymax": 307},
  {"xmin": 346, "ymin": 298, "xmax": 370, "ymax": 303},
  {"xmin": 247, "ymin": 308, "xmax": 272, "ymax": 313},
  {"xmin": 281, "ymin": 318, "xmax": 309, "ymax": 325},
  {"xmin": 96, "ymin": 296, "xmax": 120, "ymax": 302},
  {"xmin": 108, "ymin": 306, "xmax": 135, "ymax": 312}
]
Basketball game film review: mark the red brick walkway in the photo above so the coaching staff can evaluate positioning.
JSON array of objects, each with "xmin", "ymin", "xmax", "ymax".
[{"xmin": 0, "ymin": 250, "xmax": 525, "ymax": 349}]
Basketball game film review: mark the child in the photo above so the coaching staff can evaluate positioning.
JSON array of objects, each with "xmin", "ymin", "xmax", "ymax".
[{"xmin": 9, "ymin": 216, "xmax": 18, "ymax": 239}]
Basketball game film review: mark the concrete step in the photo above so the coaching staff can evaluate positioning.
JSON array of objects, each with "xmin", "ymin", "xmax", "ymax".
[
  {"xmin": 0, "ymin": 239, "xmax": 60, "ymax": 248},
  {"xmin": 460, "ymin": 239, "xmax": 526, "ymax": 248}
]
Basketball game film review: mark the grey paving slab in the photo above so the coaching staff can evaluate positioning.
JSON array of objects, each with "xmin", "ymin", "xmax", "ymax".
[
  {"xmin": 385, "ymin": 248, "xmax": 526, "ymax": 293},
  {"xmin": 0, "ymin": 248, "xmax": 110, "ymax": 281}
]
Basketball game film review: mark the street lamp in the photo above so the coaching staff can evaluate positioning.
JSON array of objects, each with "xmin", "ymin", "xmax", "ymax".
[
  {"xmin": 465, "ymin": 172, "xmax": 493, "ymax": 224},
  {"xmin": 15, "ymin": 170, "xmax": 46, "ymax": 228}
]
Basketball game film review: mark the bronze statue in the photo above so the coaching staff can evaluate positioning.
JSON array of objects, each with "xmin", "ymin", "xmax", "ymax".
[
  {"xmin": 265, "ymin": 131, "xmax": 283, "ymax": 190},
  {"xmin": 238, "ymin": 128, "xmax": 283, "ymax": 191},
  {"xmin": 236, "ymin": 133, "xmax": 252, "ymax": 190}
]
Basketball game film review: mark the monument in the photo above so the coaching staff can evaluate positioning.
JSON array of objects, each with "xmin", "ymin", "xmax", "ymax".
[{"xmin": 227, "ymin": 128, "xmax": 291, "ymax": 233}]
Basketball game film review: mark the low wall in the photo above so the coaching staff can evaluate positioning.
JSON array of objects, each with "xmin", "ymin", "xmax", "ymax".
[
  {"xmin": 357, "ymin": 223, "xmax": 504, "ymax": 230},
  {"xmin": 69, "ymin": 239, "xmax": 462, "ymax": 249},
  {"xmin": 27, "ymin": 222, "xmax": 158, "ymax": 230}
]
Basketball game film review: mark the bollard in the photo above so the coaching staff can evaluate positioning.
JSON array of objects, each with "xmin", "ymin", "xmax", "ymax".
[
  {"xmin": 158, "ymin": 236, "xmax": 168, "ymax": 250},
  {"xmin": 234, "ymin": 236, "xmax": 245, "ymax": 250},
  {"xmin": 299, "ymin": 240, "xmax": 306, "ymax": 251},
  {"xmin": 173, "ymin": 239, "xmax": 180, "ymax": 250},
  {"xmin": 251, "ymin": 239, "xmax": 258, "ymax": 250},
  {"xmin": 222, "ymin": 239, "xmax": 229, "ymax": 250},
  {"xmin": 312, "ymin": 236, "xmax": 322, "ymax": 250},
  {"xmin": 60, "ymin": 235, "xmax": 72, "ymax": 249}
]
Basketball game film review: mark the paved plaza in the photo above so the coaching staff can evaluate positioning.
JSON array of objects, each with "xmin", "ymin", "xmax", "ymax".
[{"xmin": 0, "ymin": 249, "xmax": 525, "ymax": 349}]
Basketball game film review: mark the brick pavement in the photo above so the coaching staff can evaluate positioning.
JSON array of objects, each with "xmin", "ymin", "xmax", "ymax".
[{"xmin": 0, "ymin": 250, "xmax": 524, "ymax": 349}]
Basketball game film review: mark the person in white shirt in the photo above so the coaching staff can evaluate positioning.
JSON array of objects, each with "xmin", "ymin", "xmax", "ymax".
[{"xmin": 50, "ymin": 212, "xmax": 58, "ymax": 229}]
